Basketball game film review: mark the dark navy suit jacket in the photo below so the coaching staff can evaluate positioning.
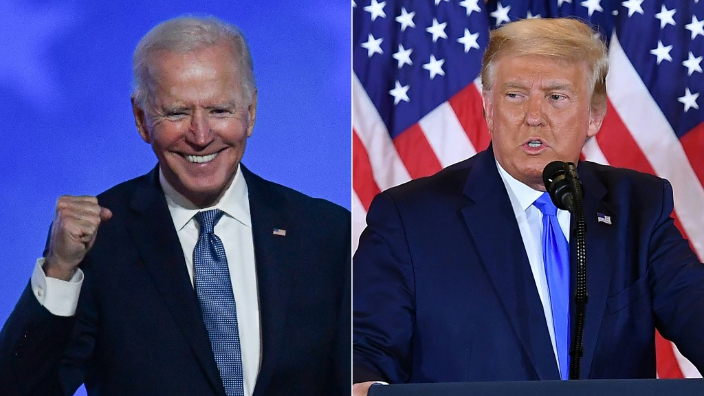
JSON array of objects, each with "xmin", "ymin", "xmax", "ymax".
[
  {"xmin": 0, "ymin": 165, "xmax": 350, "ymax": 395},
  {"xmin": 353, "ymin": 148, "xmax": 704, "ymax": 383}
]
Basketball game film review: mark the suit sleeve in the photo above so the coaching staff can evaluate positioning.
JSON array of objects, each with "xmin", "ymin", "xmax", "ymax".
[
  {"xmin": 648, "ymin": 179, "xmax": 704, "ymax": 372},
  {"xmin": 0, "ymin": 282, "xmax": 79, "ymax": 396},
  {"xmin": 335, "ymin": 227, "xmax": 352, "ymax": 396},
  {"xmin": 353, "ymin": 192, "xmax": 416, "ymax": 384},
  {"xmin": 1, "ymin": 242, "xmax": 98, "ymax": 396}
]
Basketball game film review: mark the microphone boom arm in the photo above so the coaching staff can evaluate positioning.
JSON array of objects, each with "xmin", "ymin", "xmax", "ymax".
[{"xmin": 566, "ymin": 163, "xmax": 588, "ymax": 380}]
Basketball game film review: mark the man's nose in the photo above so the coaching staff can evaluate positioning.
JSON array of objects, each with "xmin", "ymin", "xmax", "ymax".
[
  {"xmin": 525, "ymin": 94, "xmax": 544, "ymax": 126},
  {"xmin": 187, "ymin": 111, "xmax": 213, "ymax": 146}
]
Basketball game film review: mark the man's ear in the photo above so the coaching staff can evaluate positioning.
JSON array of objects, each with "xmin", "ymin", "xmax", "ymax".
[
  {"xmin": 132, "ymin": 96, "xmax": 151, "ymax": 143},
  {"xmin": 587, "ymin": 100, "xmax": 607, "ymax": 138},
  {"xmin": 246, "ymin": 90, "xmax": 258, "ymax": 138},
  {"xmin": 482, "ymin": 91, "xmax": 494, "ymax": 134}
]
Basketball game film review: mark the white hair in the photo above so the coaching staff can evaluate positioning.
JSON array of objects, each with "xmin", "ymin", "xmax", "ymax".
[{"xmin": 132, "ymin": 15, "xmax": 256, "ymax": 109}]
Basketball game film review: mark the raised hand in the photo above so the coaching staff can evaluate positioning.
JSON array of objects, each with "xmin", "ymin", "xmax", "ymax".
[{"xmin": 44, "ymin": 196, "xmax": 113, "ymax": 280}]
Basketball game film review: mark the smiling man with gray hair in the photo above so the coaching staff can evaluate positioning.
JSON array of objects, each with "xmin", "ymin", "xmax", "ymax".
[{"xmin": 0, "ymin": 16, "xmax": 350, "ymax": 396}]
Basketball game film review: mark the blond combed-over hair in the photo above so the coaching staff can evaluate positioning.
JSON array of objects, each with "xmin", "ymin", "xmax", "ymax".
[{"xmin": 480, "ymin": 18, "xmax": 608, "ymax": 109}]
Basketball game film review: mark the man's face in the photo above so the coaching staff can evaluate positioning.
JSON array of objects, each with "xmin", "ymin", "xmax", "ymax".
[
  {"xmin": 133, "ymin": 44, "xmax": 256, "ymax": 207},
  {"xmin": 483, "ymin": 54, "xmax": 605, "ymax": 190}
]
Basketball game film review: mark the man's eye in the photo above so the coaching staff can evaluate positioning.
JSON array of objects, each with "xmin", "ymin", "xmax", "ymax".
[{"xmin": 549, "ymin": 94, "xmax": 566, "ymax": 101}]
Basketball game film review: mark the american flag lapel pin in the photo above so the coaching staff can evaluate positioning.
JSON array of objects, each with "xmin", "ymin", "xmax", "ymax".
[
  {"xmin": 273, "ymin": 228, "xmax": 287, "ymax": 236},
  {"xmin": 597, "ymin": 213, "xmax": 612, "ymax": 225}
]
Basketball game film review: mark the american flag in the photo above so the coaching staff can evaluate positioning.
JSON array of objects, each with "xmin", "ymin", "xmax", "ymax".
[{"xmin": 353, "ymin": 0, "xmax": 703, "ymax": 379}]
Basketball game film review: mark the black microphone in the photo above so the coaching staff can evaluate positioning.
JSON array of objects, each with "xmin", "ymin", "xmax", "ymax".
[{"xmin": 542, "ymin": 161, "xmax": 582, "ymax": 213}]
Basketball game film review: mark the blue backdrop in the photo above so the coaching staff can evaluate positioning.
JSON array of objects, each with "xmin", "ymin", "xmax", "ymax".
[{"xmin": 0, "ymin": 2, "xmax": 350, "ymax": 393}]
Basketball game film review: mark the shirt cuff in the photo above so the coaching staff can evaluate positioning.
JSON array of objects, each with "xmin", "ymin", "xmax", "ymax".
[{"xmin": 30, "ymin": 258, "xmax": 83, "ymax": 317}]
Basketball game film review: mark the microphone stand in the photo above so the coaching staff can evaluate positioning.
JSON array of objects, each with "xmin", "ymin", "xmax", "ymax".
[{"xmin": 566, "ymin": 163, "xmax": 588, "ymax": 380}]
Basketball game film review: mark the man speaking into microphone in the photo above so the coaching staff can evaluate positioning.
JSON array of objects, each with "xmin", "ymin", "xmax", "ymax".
[{"xmin": 353, "ymin": 17, "xmax": 704, "ymax": 394}]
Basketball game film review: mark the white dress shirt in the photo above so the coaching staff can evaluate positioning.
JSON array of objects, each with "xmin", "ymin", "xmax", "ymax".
[
  {"xmin": 495, "ymin": 161, "xmax": 571, "ymax": 374},
  {"xmin": 31, "ymin": 166, "xmax": 260, "ymax": 396}
]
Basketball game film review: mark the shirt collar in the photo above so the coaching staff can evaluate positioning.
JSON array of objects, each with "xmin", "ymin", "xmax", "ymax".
[
  {"xmin": 159, "ymin": 165, "xmax": 251, "ymax": 231},
  {"xmin": 495, "ymin": 160, "xmax": 544, "ymax": 217}
]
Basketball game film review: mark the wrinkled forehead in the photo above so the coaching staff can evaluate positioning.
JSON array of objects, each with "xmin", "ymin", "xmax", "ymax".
[
  {"xmin": 145, "ymin": 47, "xmax": 246, "ymax": 103},
  {"xmin": 150, "ymin": 45, "xmax": 240, "ymax": 77}
]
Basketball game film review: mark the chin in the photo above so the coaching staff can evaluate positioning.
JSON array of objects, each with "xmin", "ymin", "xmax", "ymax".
[
  {"xmin": 515, "ymin": 167, "xmax": 544, "ymax": 188},
  {"xmin": 187, "ymin": 182, "xmax": 226, "ymax": 196},
  {"xmin": 169, "ymin": 176, "xmax": 222, "ymax": 202},
  {"xmin": 519, "ymin": 162, "xmax": 544, "ymax": 176}
]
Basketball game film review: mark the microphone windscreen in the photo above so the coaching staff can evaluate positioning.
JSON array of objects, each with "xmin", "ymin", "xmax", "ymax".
[{"xmin": 542, "ymin": 161, "xmax": 566, "ymax": 190}]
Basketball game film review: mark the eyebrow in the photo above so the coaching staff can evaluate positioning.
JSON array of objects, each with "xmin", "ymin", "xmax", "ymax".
[
  {"xmin": 159, "ymin": 101, "xmax": 240, "ymax": 113},
  {"xmin": 500, "ymin": 81, "xmax": 576, "ymax": 92},
  {"xmin": 163, "ymin": 105, "xmax": 189, "ymax": 112},
  {"xmin": 542, "ymin": 82, "xmax": 576, "ymax": 91},
  {"xmin": 206, "ymin": 101, "xmax": 239, "ymax": 110}
]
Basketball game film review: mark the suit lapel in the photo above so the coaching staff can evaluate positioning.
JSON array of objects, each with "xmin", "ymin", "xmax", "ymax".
[
  {"xmin": 460, "ymin": 150, "xmax": 559, "ymax": 380},
  {"xmin": 242, "ymin": 166, "xmax": 295, "ymax": 396},
  {"xmin": 127, "ymin": 167, "xmax": 225, "ymax": 396},
  {"xmin": 573, "ymin": 163, "xmax": 616, "ymax": 378}
]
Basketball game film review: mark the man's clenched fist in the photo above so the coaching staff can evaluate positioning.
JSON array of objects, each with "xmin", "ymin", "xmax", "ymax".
[{"xmin": 44, "ymin": 196, "xmax": 113, "ymax": 280}]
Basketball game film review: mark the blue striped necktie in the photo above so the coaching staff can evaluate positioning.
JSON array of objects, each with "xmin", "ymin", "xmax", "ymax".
[
  {"xmin": 194, "ymin": 209, "xmax": 244, "ymax": 396},
  {"xmin": 533, "ymin": 193, "xmax": 571, "ymax": 380}
]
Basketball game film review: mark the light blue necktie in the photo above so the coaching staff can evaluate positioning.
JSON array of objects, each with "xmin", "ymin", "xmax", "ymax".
[
  {"xmin": 194, "ymin": 209, "xmax": 244, "ymax": 396},
  {"xmin": 533, "ymin": 193, "xmax": 570, "ymax": 380}
]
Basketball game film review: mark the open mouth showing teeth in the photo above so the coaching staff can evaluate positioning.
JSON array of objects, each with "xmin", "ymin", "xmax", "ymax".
[
  {"xmin": 185, "ymin": 152, "xmax": 218, "ymax": 163},
  {"xmin": 527, "ymin": 141, "xmax": 542, "ymax": 148}
]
